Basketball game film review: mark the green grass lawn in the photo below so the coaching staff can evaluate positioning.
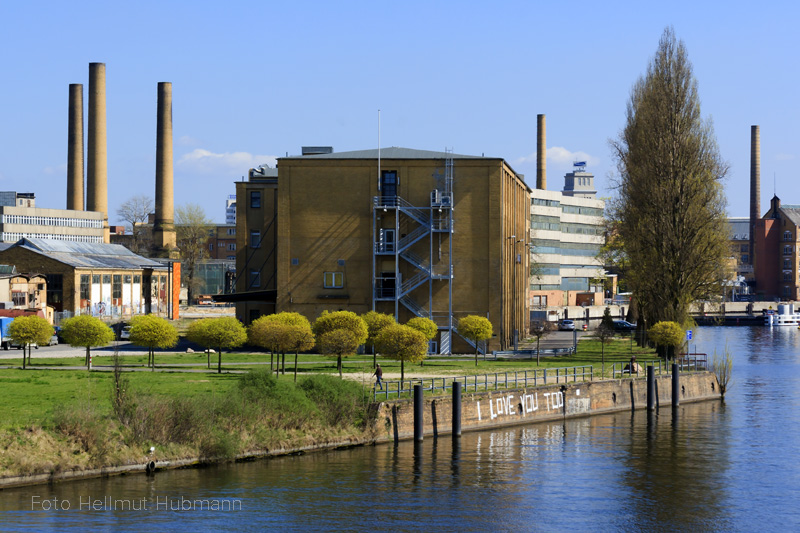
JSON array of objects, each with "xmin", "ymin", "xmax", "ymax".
[{"xmin": 0, "ymin": 369, "xmax": 239, "ymax": 430}]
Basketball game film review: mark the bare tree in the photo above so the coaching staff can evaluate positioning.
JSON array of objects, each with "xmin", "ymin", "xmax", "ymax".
[
  {"xmin": 116, "ymin": 195, "xmax": 154, "ymax": 254},
  {"xmin": 529, "ymin": 321, "xmax": 555, "ymax": 366},
  {"xmin": 611, "ymin": 27, "xmax": 729, "ymax": 326},
  {"xmin": 594, "ymin": 323, "xmax": 615, "ymax": 376},
  {"xmin": 176, "ymin": 203, "xmax": 212, "ymax": 303}
]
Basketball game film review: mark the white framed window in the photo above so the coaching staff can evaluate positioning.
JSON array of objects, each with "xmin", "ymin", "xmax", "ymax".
[
  {"xmin": 324, "ymin": 271, "xmax": 344, "ymax": 288},
  {"xmin": 228, "ymin": 243, "xmax": 236, "ymax": 251}
]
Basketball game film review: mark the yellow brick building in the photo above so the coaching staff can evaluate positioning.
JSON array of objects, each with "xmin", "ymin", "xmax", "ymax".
[{"xmin": 235, "ymin": 147, "xmax": 530, "ymax": 353}]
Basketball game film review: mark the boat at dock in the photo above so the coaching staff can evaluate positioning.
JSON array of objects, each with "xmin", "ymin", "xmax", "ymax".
[{"xmin": 764, "ymin": 303, "xmax": 800, "ymax": 326}]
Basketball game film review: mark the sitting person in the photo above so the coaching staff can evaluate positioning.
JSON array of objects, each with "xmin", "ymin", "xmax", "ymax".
[{"xmin": 623, "ymin": 356, "xmax": 641, "ymax": 374}]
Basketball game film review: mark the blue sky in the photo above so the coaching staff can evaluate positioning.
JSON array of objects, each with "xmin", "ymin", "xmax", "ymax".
[{"xmin": 1, "ymin": 1, "xmax": 797, "ymax": 224}]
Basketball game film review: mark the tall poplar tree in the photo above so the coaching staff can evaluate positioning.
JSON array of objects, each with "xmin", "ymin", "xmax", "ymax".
[{"xmin": 611, "ymin": 27, "xmax": 729, "ymax": 326}]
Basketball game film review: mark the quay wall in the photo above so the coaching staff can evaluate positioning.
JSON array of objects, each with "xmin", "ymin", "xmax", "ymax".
[{"xmin": 375, "ymin": 372, "xmax": 721, "ymax": 442}]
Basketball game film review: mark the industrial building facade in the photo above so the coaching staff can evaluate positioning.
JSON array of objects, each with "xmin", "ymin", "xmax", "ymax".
[
  {"xmin": 529, "ymin": 170, "xmax": 606, "ymax": 308},
  {"xmin": 235, "ymin": 147, "xmax": 530, "ymax": 352},
  {"xmin": 0, "ymin": 239, "xmax": 178, "ymax": 320},
  {"xmin": 0, "ymin": 205, "xmax": 104, "ymax": 243},
  {"xmin": 753, "ymin": 196, "xmax": 800, "ymax": 301}
]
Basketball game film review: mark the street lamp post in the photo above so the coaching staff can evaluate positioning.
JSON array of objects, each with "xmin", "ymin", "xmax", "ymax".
[{"xmin": 508, "ymin": 235, "xmax": 526, "ymax": 350}]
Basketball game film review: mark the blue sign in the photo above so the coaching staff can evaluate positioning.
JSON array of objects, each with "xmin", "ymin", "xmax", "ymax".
[{"xmin": 686, "ymin": 330, "xmax": 693, "ymax": 341}]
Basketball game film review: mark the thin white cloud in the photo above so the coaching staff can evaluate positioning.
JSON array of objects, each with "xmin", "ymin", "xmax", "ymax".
[
  {"xmin": 43, "ymin": 163, "xmax": 67, "ymax": 175},
  {"xmin": 177, "ymin": 149, "xmax": 278, "ymax": 175},
  {"xmin": 177, "ymin": 135, "xmax": 202, "ymax": 147},
  {"xmin": 514, "ymin": 146, "xmax": 598, "ymax": 167},
  {"xmin": 546, "ymin": 146, "xmax": 598, "ymax": 166}
]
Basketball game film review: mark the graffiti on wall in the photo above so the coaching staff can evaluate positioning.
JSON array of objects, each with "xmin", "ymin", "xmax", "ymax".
[{"xmin": 476, "ymin": 390, "xmax": 571, "ymax": 421}]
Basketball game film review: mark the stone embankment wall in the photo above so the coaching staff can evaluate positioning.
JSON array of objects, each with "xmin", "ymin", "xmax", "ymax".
[{"xmin": 375, "ymin": 372, "xmax": 720, "ymax": 442}]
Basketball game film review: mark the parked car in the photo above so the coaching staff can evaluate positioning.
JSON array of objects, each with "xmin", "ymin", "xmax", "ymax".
[
  {"xmin": 613, "ymin": 320, "xmax": 637, "ymax": 331},
  {"xmin": 10, "ymin": 341, "xmax": 38, "ymax": 350},
  {"xmin": 558, "ymin": 320, "xmax": 575, "ymax": 331},
  {"xmin": 120, "ymin": 326, "xmax": 132, "ymax": 340}
]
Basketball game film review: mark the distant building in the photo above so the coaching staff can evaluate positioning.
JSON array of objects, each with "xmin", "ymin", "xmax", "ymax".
[
  {"xmin": 0, "ymin": 191, "xmax": 105, "ymax": 243},
  {"xmin": 0, "ymin": 238, "xmax": 179, "ymax": 321},
  {"xmin": 727, "ymin": 217, "xmax": 753, "ymax": 283},
  {"xmin": 225, "ymin": 195, "xmax": 237, "ymax": 225},
  {"xmin": 0, "ymin": 192, "xmax": 35, "ymax": 208},
  {"xmin": 561, "ymin": 162, "xmax": 597, "ymax": 199},
  {"xmin": 0, "ymin": 205, "xmax": 104, "ymax": 243},
  {"xmin": 209, "ymin": 224, "xmax": 236, "ymax": 260},
  {"xmin": 754, "ymin": 195, "xmax": 800, "ymax": 300},
  {"xmin": 0, "ymin": 264, "xmax": 49, "ymax": 316},
  {"xmin": 529, "ymin": 167, "xmax": 606, "ymax": 308},
  {"xmin": 193, "ymin": 259, "xmax": 235, "ymax": 297}
]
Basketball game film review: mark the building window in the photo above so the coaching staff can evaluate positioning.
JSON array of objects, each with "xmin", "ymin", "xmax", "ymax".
[
  {"xmin": 784, "ymin": 272, "xmax": 793, "ymax": 281},
  {"xmin": 740, "ymin": 244, "xmax": 749, "ymax": 253},
  {"xmin": 250, "ymin": 230, "xmax": 260, "ymax": 248},
  {"xmin": 80, "ymin": 275, "xmax": 90, "ymax": 301},
  {"xmin": 783, "ymin": 286, "xmax": 791, "ymax": 297},
  {"xmin": 209, "ymin": 243, "xmax": 214, "ymax": 251},
  {"xmin": 249, "ymin": 269, "xmax": 260, "ymax": 288},
  {"xmin": 113, "ymin": 275, "xmax": 122, "ymax": 300},
  {"xmin": 227, "ymin": 255, "xmax": 235, "ymax": 260},
  {"xmin": 228, "ymin": 243, "xmax": 236, "ymax": 251},
  {"xmin": 46, "ymin": 274, "xmax": 63, "ymax": 306},
  {"xmin": 785, "ymin": 246, "xmax": 793, "ymax": 255},
  {"xmin": 742, "ymin": 255, "xmax": 749, "ymax": 264},
  {"xmin": 785, "ymin": 231, "xmax": 793, "ymax": 241},
  {"xmin": 250, "ymin": 191, "xmax": 261, "ymax": 208},
  {"xmin": 784, "ymin": 259, "xmax": 791, "ymax": 269},
  {"xmin": 380, "ymin": 171, "xmax": 398, "ymax": 199},
  {"xmin": 324, "ymin": 272, "xmax": 344, "ymax": 288},
  {"xmin": 11, "ymin": 291, "xmax": 25, "ymax": 307},
  {"xmin": 227, "ymin": 228, "xmax": 235, "ymax": 236}
]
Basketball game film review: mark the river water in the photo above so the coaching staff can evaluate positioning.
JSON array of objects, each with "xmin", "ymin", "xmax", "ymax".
[{"xmin": 2, "ymin": 326, "xmax": 799, "ymax": 531}]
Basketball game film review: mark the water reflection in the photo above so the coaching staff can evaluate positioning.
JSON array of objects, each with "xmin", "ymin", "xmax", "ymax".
[{"xmin": 2, "ymin": 327, "xmax": 800, "ymax": 531}]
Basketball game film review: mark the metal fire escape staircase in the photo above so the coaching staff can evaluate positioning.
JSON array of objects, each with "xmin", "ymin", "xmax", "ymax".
[{"xmin": 371, "ymin": 153, "xmax": 480, "ymax": 354}]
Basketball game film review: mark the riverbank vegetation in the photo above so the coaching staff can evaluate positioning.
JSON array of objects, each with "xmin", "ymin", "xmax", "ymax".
[{"xmin": 0, "ymin": 364, "xmax": 374, "ymax": 479}]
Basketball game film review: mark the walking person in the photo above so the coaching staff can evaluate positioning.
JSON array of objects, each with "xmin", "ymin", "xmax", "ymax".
[{"xmin": 373, "ymin": 364, "xmax": 383, "ymax": 390}]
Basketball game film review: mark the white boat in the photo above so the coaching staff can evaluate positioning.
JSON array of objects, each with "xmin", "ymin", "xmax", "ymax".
[{"xmin": 765, "ymin": 303, "xmax": 800, "ymax": 326}]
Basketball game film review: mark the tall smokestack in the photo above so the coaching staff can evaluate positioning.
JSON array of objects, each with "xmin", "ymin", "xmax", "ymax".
[
  {"xmin": 67, "ymin": 84, "xmax": 84, "ymax": 211},
  {"xmin": 153, "ymin": 82, "xmax": 177, "ymax": 255},
  {"xmin": 750, "ymin": 125, "xmax": 760, "ymax": 266},
  {"xmin": 536, "ymin": 114, "xmax": 546, "ymax": 190},
  {"xmin": 87, "ymin": 62, "xmax": 109, "ymax": 242}
]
